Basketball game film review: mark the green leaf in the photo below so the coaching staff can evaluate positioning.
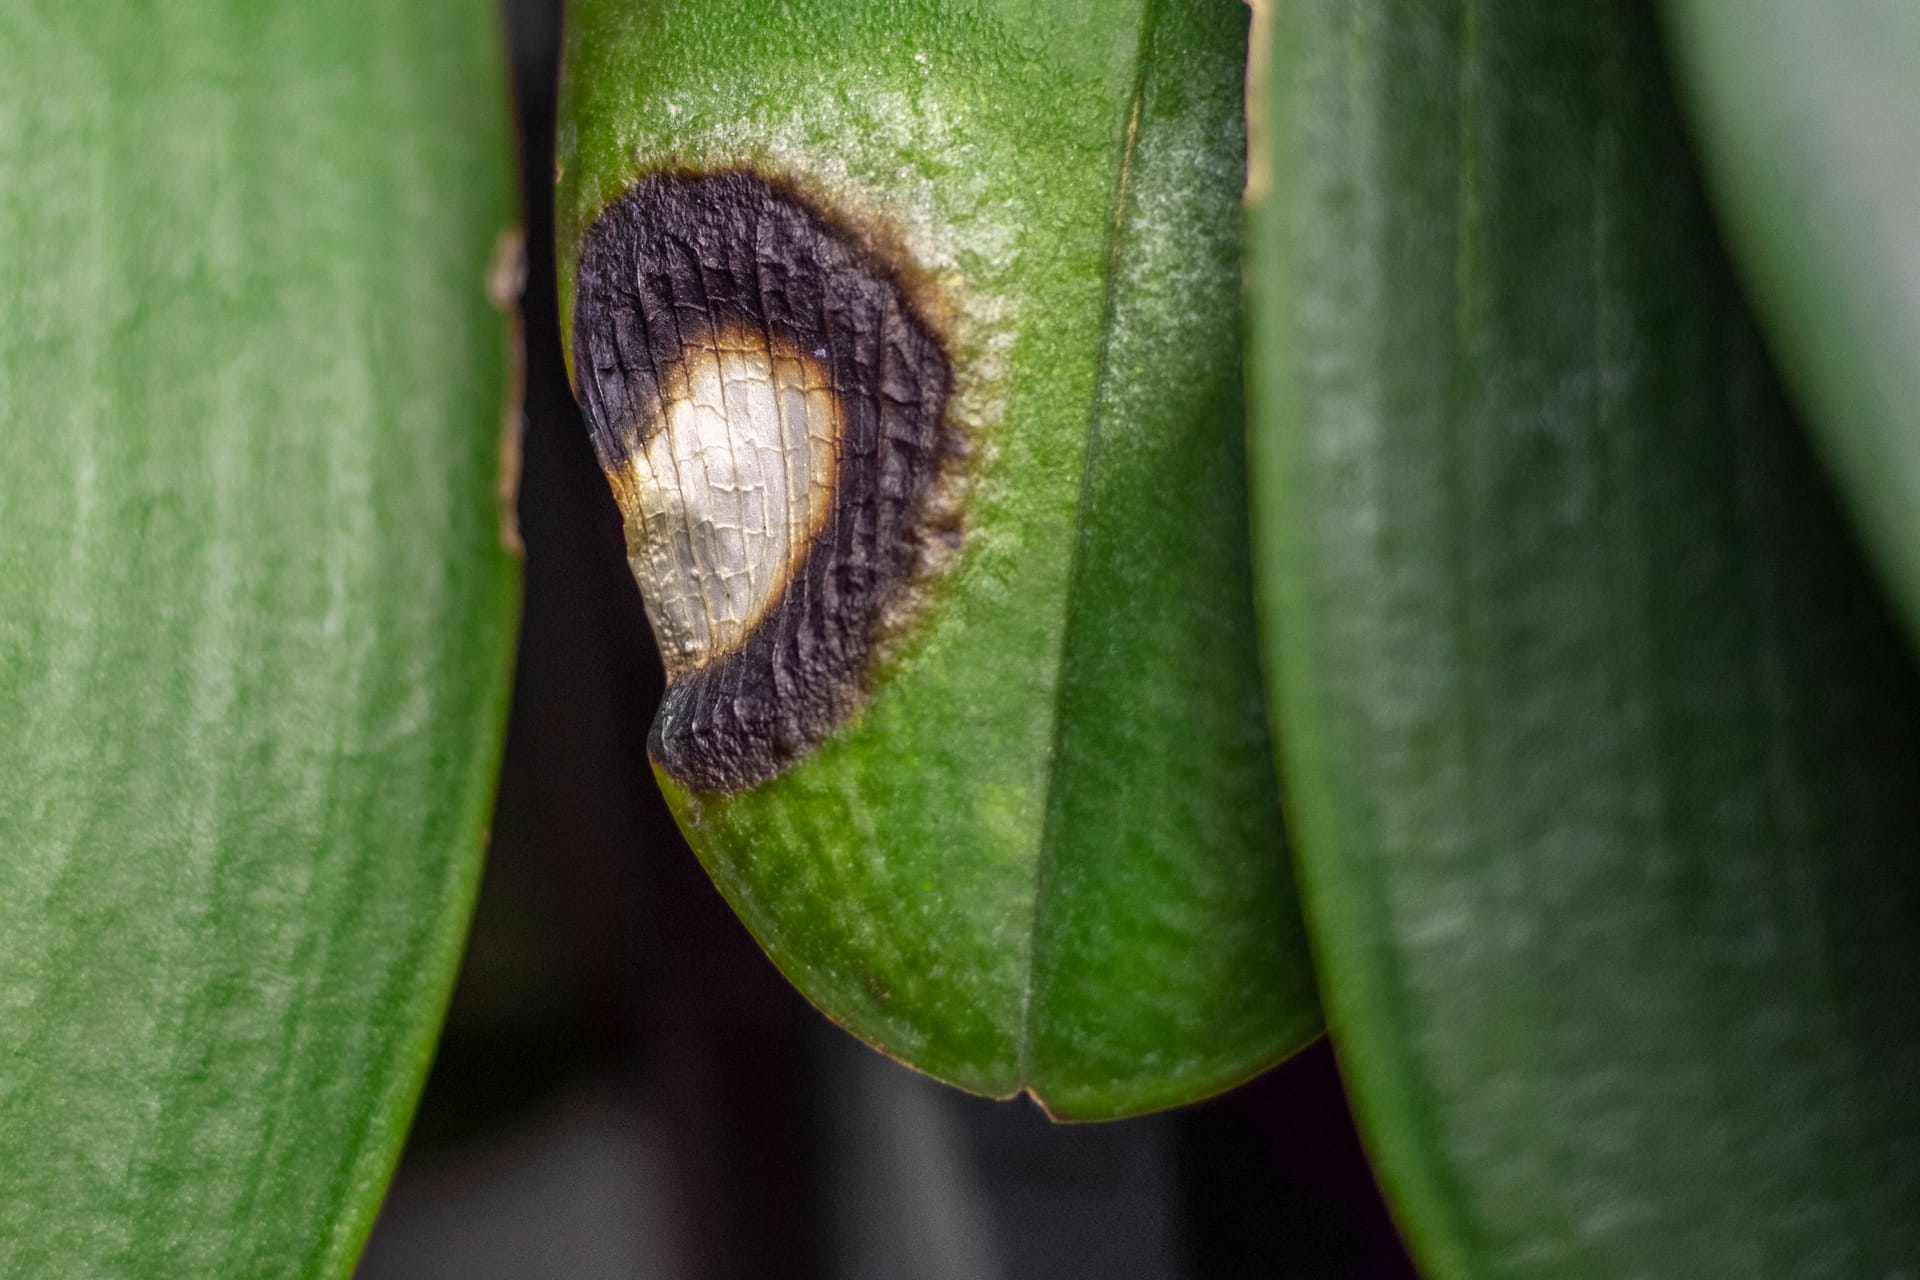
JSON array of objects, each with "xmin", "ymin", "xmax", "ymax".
[
  {"xmin": 1662, "ymin": 0, "xmax": 1920, "ymax": 648},
  {"xmin": 0, "ymin": 4, "xmax": 519, "ymax": 1275},
  {"xmin": 555, "ymin": 0, "xmax": 1316, "ymax": 1118},
  {"xmin": 1248, "ymin": 1, "xmax": 1920, "ymax": 1274}
]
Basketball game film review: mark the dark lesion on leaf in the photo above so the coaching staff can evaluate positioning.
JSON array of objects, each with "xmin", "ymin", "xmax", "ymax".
[{"xmin": 573, "ymin": 169, "xmax": 959, "ymax": 793}]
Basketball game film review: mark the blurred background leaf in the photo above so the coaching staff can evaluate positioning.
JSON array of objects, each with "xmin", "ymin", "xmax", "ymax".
[
  {"xmin": 1663, "ymin": 0, "xmax": 1920, "ymax": 652},
  {"xmin": 552, "ymin": 0, "xmax": 1316, "ymax": 1118},
  {"xmin": 1248, "ymin": 2, "xmax": 1920, "ymax": 1276},
  {"xmin": 0, "ymin": 2, "xmax": 519, "ymax": 1275}
]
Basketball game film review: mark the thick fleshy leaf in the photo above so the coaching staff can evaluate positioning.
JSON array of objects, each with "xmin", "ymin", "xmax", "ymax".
[
  {"xmin": 0, "ymin": 3, "xmax": 519, "ymax": 1275},
  {"xmin": 1664, "ymin": 0, "xmax": 1920, "ymax": 648},
  {"xmin": 555, "ymin": 0, "xmax": 1316, "ymax": 1118},
  {"xmin": 1248, "ymin": 1, "xmax": 1920, "ymax": 1275}
]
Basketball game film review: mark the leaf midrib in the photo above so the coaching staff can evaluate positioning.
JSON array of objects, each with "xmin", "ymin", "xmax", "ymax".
[{"xmin": 1013, "ymin": 0, "xmax": 1164, "ymax": 1092}]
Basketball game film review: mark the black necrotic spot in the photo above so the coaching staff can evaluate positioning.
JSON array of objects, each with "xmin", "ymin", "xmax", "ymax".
[{"xmin": 573, "ymin": 170, "xmax": 954, "ymax": 793}]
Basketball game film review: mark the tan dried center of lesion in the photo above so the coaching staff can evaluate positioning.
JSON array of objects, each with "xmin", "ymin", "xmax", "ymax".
[{"xmin": 622, "ymin": 328, "xmax": 840, "ymax": 675}]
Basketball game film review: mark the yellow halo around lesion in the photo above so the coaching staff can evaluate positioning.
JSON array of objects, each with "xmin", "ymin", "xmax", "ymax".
[{"xmin": 616, "ymin": 324, "xmax": 842, "ymax": 676}]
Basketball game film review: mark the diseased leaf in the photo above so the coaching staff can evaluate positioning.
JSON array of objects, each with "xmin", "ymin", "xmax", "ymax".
[
  {"xmin": 1663, "ymin": 0, "xmax": 1920, "ymax": 649},
  {"xmin": 556, "ymin": 0, "xmax": 1316, "ymax": 1118},
  {"xmin": 0, "ymin": 3, "xmax": 519, "ymax": 1274},
  {"xmin": 1248, "ymin": 1, "xmax": 1920, "ymax": 1274}
]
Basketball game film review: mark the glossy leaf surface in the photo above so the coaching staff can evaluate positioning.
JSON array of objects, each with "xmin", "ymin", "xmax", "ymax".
[
  {"xmin": 0, "ymin": 3, "xmax": 520, "ymax": 1274},
  {"xmin": 1249, "ymin": 1, "xmax": 1920, "ymax": 1274},
  {"xmin": 557, "ymin": 0, "xmax": 1316, "ymax": 1118}
]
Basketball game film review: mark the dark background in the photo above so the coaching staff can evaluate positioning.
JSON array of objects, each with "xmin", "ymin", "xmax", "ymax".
[{"xmin": 358, "ymin": 3, "xmax": 1418, "ymax": 1275}]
